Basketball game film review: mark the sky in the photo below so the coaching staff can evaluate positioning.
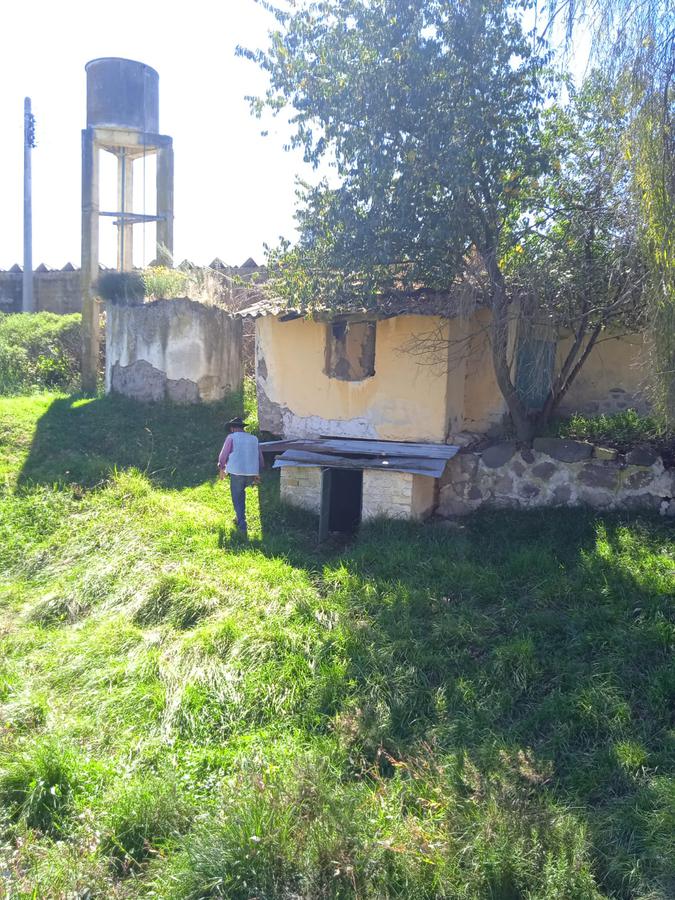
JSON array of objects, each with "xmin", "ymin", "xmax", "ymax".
[
  {"xmin": 0, "ymin": 0, "xmax": 312, "ymax": 270},
  {"xmin": 1, "ymin": 1, "xmax": 590, "ymax": 273}
]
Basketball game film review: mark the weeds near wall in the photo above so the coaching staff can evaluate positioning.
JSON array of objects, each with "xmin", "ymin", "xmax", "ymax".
[
  {"xmin": 142, "ymin": 266, "xmax": 188, "ymax": 301},
  {"xmin": 0, "ymin": 313, "xmax": 81, "ymax": 394}
]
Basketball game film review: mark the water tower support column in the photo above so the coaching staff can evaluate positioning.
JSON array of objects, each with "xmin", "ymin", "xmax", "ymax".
[
  {"xmin": 156, "ymin": 138, "xmax": 174, "ymax": 265},
  {"xmin": 81, "ymin": 127, "xmax": 100, "ymax": 395},
  {"xmin": 117, "ymin": 149, "xmax": 134, "ymax": 271}
]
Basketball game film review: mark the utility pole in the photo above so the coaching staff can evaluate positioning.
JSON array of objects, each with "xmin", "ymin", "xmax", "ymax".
[{"xmin": 23, "ymin": 97, "xmax": 36, "ymax": 313}]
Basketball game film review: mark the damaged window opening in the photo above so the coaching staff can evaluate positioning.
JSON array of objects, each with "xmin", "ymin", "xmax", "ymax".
[{"xmin": 325, "ymin": 320, "xmax": 376, "ymax": 381}]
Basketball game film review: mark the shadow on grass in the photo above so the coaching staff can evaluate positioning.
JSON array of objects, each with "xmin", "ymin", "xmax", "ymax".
[
  {"xmin": 244, "ymin": 496, "xmax": 674, "ymax": 895},
  {"xmin": 16, "ymin": 392, "xmax": 245, "ymax": 491},
  {"xmin": 12, "ymin": 393, "xmax": 674, "ymax": 894}
]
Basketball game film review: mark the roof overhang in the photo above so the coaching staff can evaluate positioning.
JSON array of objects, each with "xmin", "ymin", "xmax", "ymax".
[{"xmin": 261, "ymin": 437, "xmax": 459, "ymax": 478}]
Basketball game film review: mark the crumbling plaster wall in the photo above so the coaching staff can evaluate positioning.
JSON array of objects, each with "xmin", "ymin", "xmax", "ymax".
[
  {"xmin": 106, "ymin": 298, "xmax": 243, "ymax": 403},
  {"xmin": 256, "ymin": 311, "xmax": 651, "ymax": 442},
  {"xmin": 557, "ymin": 332, "xmax": 650, "ymax": 416},
  {"xmin": 256, "ymin": 314, "xmax": 460, "ymax": 441}
]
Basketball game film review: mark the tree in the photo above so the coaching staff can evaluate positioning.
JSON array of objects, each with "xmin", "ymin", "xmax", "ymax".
[
  {"xmin": 503, "ymin": 72, "xmax": 647, "ymax": 427},
  {"xmin": 243, "ymin": 0, "xmax": 644, "ymax": 439},
  {"xmin": 543, "ymin": 0, "xmax": 674, "ymax": 423}
]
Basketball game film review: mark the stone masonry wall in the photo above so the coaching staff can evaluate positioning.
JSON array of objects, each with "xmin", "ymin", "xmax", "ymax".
[
  {"xmin": 280, "ymin": 466, "xmax": 322, "ymax": 513},
  {"xmin": 362, "ymin": 470, "xmax": 414, "ymax": 520},
  {"xmin": 439, "ymin": 438, "xmax": 675, "ymax": 517},
  {"xmin": 106, "ymin": 298, "xmax": 243, "ymax": 403},
  {"xmin": 280, "ymin": 466, "xmax": 437, "ymax": 521}
]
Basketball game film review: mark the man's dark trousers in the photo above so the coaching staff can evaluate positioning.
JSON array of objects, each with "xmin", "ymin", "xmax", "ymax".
[{"xmin": 230, "ymin": 474, "xmax": 255, "ymax": 534}]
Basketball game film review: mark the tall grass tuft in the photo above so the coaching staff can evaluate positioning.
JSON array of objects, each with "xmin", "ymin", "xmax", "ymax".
[
  {"xmin": 0, "ymin": 738, "xmax": 81, "ymax": 835},
  {"xmin": 99, "ymin": 773, "xmax": 194, "ymax": 872}
]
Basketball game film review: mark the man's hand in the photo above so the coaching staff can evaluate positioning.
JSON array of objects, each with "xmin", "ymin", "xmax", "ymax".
[
  {"xmin": 253, "ymin": 475, "xmax": 261, "ymax": 485},
  {"xmin": 218, "ymin": 468, "xmax": 227, "ymax": 481}
]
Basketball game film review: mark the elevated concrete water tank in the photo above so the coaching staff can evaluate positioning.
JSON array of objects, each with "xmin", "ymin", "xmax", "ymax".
[{"xmin": 86, "ymin": 57, "xmax": 159, "ymax": 132}]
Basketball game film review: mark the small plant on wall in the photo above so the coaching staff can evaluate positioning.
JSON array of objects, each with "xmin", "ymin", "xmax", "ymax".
[
  {"xmin": 95, "ymin": 271, "xmax": 145, "ymax": 306},
  {"xmin": 96, "ymin": 268, "xmax": 187, "ymax": 304},
  {"xmin": 142, "ymin": 266, "xmax": 187, "ymax": 300}
]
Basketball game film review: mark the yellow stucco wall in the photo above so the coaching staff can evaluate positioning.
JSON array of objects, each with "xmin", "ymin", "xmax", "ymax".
[
  {"xmin": 257, "ymin": 314, "xmax": 458, "ymax": 441},
  {"xmin": 462, "ymin": 308, "xmax": 508, "ymax": 432},
  {"xmin": 411, "ymin": 474, "xmax": 437, "ymax": 519},
  {"xmin": 557, "ymin": 332, "xmax": 650, "ymax": 416},
  {"xmin": 257, "ymin": 312, "xmax": 650, "ymax": 441}
]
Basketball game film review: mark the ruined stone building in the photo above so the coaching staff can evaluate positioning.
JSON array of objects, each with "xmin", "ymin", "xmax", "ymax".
[{"xmin": 242, "ymin": 292, "xmax": 650, "ymax": 529}]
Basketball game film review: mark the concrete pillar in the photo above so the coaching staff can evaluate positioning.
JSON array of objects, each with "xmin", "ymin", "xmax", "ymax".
[
  {"xmin": 81, "ymin": 127, "xmax": 100, "ymax": 394},
  {"xmin": 156, "ymin": 140, "xmax": 174, "ymax": 265},
  {"xmin": 116, "ymin": 149, "xmax": 134, "ymax": 271},
  {"xmin": 23, "ymin": 98, "xmax": 35, "ymax": 313}
]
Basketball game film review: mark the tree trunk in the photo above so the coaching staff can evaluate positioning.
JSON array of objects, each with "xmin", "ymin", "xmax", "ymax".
[{"xmin": 483, "ymin": 249, "xmax": 534, "ymax": 442}]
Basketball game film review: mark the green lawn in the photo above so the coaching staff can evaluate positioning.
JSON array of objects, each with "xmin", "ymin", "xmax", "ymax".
[{"xmin": 0, "ymin": 392, "xmax": 673, "ymax": 899}]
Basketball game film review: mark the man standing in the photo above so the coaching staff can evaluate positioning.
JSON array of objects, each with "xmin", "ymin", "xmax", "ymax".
[{"xmin": 217, "ymin": 417, "xmax": 265, "ymax": 537}]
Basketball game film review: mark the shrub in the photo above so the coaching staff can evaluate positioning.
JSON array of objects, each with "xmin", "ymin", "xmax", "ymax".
[
  {"xmin": 95, "ymin": 270, "xmax": 145, "ymax": 305},
  {"xmin": 552, "ymin": 409, "xmax": 668, "ymax": 448},
  {"xmin": 0, "ymin": 312, "xmax": 81, "ymax": 394},
  {"xmin": 143, "ymin": 266, "xmax": 187, "ymax": 300}
]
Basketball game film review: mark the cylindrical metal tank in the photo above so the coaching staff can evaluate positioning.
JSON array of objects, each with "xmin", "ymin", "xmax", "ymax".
[{"xmin": 86, "ymin": 58, "xmax": 159, "ymax": 132}]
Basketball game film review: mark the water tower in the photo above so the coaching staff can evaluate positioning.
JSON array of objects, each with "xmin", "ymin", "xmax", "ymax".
[{"xmin": 81, "ymin": 57, "xmax": 174, "ymax": 392}]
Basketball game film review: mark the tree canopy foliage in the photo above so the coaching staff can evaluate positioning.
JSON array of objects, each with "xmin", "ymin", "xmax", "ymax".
[
  {"xmin": 244, "ymin": 0, "xmax": 553, "ymax": 304},
  {"xmin": 544, "ymin": 0, "xmax": 674, "ymax": 422},
  {"xmin": 243, "ymin": 0, "xmax": 666, "ymax": 438}
]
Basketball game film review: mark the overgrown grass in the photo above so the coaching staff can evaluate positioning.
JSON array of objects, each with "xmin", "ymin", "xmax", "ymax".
[
  {"xmin": 0, "ymin": 392, "xmax": 673, "ymax": 898},
  {"xmin": 0, "ymin": 312, "xmax": 81, "ymax": 394}
]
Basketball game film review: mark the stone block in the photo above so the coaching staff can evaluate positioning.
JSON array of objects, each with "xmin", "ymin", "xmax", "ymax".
[
  {"xmin": 625, "ymin": 469, "xmax": 654, "ymax": 490},
  {"xmin": 439, "ymin": 497, "xmax": 474, "ymax": 516},
  {"xmin": 593, "ymin": 446, "xmax": 618, "ymax": 461},
  {"xmin": 532, "ymin": 438, "xmax": 593, "ymax": 462},
  {"xmin": 167, "ymin": 377, "xmax": 200, "ymax": 403},
  {"xmin": 467, "ymin": 486, "xmax": 483, "ymax": 500},
  {"xmin": 578, "ymin": 464, "xmax": 620, "ymax": 491},
  {"xmin": 459, "ymin": 453, "xmax": 480, "ymax": 476},
  {"xmin": 621, "ymin": 493, "xmax": 663, "ymax": 511},
  {"xmin": 531, "ymin": 462, "xmax": 557, "ymax": 480},
  {"xmin": 625, "ymin": 447, "xmax": 659, "ymax": 467},
  {"xmin": 520, "ymin": 482, "xmax": 540, "ymax": 499},
  {"xmin": 491, "ymin": 494, "xmax": 520, "ymax": 509},
  {"xmin": 494, "ymin": 474, "xmax": 514, "ymax": 494},
  {"xmin": 578, "ymin": 488, "xmax": 613, "ymax": 508},
  {"xmin": 452, "ymin": 432, "xmax": 482, "ymax": 448},
  {"xmin": 511, "ymin": 460, "xmax": 526, "ymax": 477},
  {"xmin": 552, "ymin": 484, "xmax": 572, "ymax": 505},
  {"xmin": 520, "ymin": 448, "xmax": 535, "ymax": 464},
  {"xmin": 481, "ymin": 442, "xmax": 517, "ymax": 468}
]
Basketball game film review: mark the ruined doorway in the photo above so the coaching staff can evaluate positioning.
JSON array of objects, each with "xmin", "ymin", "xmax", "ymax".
[{"xmin": 319, "ymin": 468, "xmax": 363, "ymax": 539}]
